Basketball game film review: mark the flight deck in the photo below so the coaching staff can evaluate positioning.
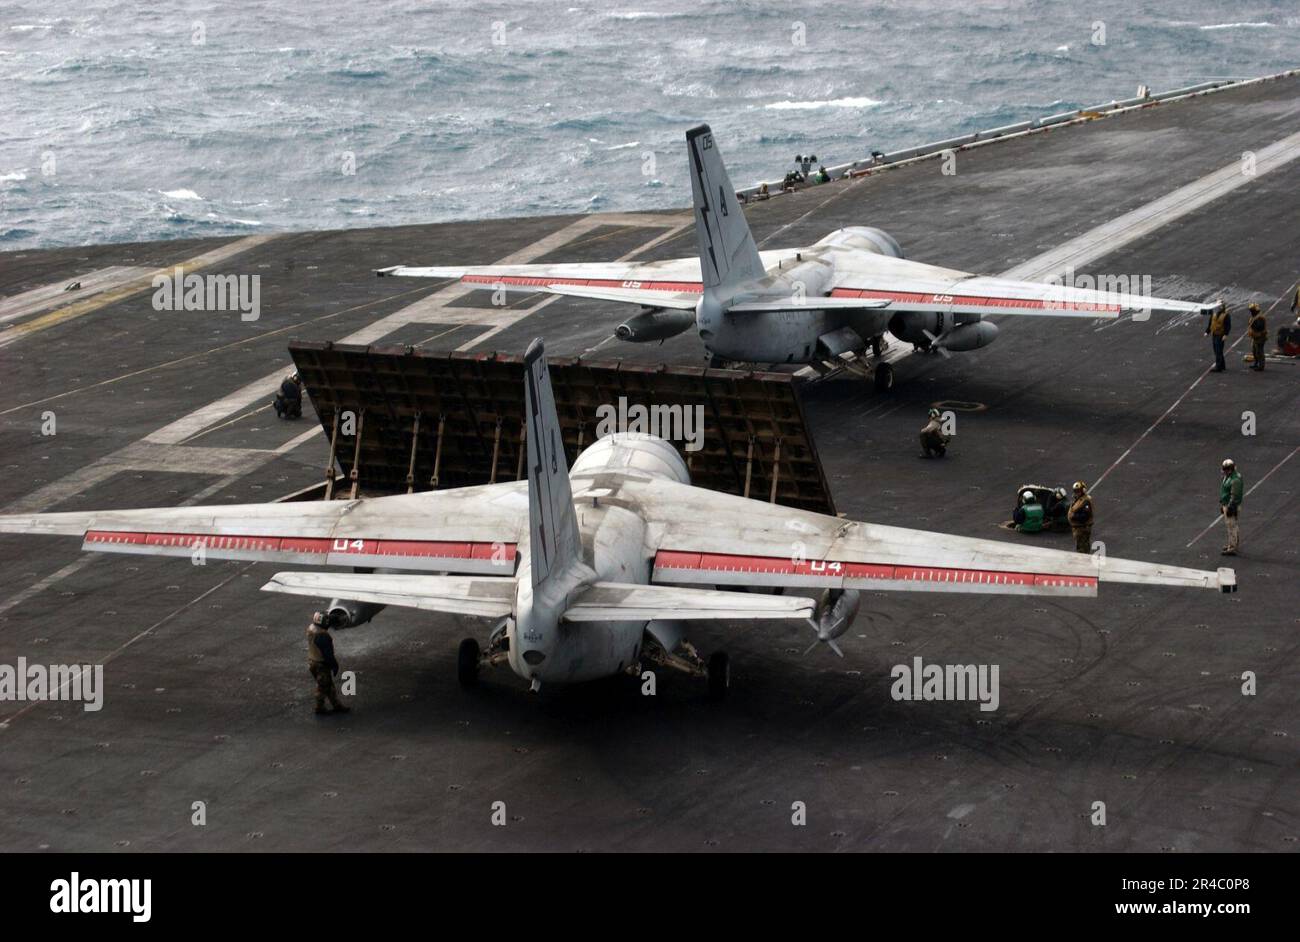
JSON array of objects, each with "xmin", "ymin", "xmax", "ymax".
[{"xmin": 0, "ymin": 73, "xmax": 1296, "ymax": 852}]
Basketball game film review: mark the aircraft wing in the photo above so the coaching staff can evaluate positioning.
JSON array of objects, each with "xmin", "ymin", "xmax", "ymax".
[
  {"xmin": 375, "ymin": 249, "xmax": 799, "ymax": 305},
  {"xmin": 262, "ymin": 572, "xmax": 515, "ymax": 618},
  {"xmin": 0, "ymin": 483, "xmax": 529, "ymax": 575},
  {"xmin": 627, "ymin": 479, "xmax": 1235, "ymax": 597},
  {"xmin": 376, "ymin": 257, "xmax": 706, "ymax": 301},
  {"xmin": 830, "ymin": 252, "xmax": 1214, "ymax": 319},
  {"xmin": 540, "ymin": 284, "xmax": 699, "ymax": 310}
]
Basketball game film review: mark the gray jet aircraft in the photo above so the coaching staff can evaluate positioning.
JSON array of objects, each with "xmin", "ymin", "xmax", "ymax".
[
  {"xmin": 0, "ymin": 340, "xmax": 1236, "ymax": 699},
  {"xmin": 378, "ymin": 126, "xmax": 1213, "ymax": 389}
]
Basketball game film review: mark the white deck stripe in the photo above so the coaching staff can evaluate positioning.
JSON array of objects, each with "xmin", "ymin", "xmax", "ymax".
[
  {"xmin": 1002, "ymin": 130, "xmax": 1300, "ymax": 282},
  {"xmin": 0, "ymin": 266, "xmax": 153, "ymax": 324}
]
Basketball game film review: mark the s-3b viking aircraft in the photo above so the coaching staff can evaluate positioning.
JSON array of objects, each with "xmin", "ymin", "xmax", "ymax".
[
  {"xmin": 0, "ymin": 340, "xmax": 1236, "ymax": 700},
  {"xmin": 377, "ymin": 125, "xmax": 1213, "ymax": 389}
]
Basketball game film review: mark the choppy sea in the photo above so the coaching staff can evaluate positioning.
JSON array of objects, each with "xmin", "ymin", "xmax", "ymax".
[{"xmin": 1, "ymin": 0, "xmax": 1296, "ymax": 250}]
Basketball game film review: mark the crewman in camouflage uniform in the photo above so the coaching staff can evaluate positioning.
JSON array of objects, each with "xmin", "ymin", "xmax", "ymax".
[
  {"xmin": 1246, "ymin": 303, "xmax": 1268, "ymax": 371},
  {"xmin": 919, "ymin": 407, "xmax": 950, "ymax": 458},
  {"xmin": 1067, "ymin": 481, "xmax": 1094, "ymax": 554},
  {"xmin": 1219, "ymin": 458, "xmax": 1244, "ymax": 556},
  {"xmin": 307, "ymin": 611, "xmax": 350, "ymax": 715}
]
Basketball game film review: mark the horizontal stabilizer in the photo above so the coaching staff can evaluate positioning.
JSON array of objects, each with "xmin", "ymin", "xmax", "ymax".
[
  {"xmin": 562, "ymin": 581, "xmax": 815, "ymax": 622},
  {"xmin": 261, "ymin": 572, "xmax": 515, "ymax": 618},
  {"xmin": 729, "ymin": 297, "xmax": 891, "ymax": 313}
]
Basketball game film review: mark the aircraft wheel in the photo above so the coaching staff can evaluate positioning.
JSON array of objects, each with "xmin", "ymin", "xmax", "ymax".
[
  {"xmin": 873, "ymin": 362, "xmax": 894, "ymax": 391},
  {"xmin": 457, "ymin": 638, "xmax": 481, "ymax": 687},
  {"xmin": 707, "ymin": 651, "xmax": 730, "ymax": 702}
]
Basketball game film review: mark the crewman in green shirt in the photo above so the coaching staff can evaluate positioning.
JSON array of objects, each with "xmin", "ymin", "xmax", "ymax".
[{"xmin": 1219, "ymin": 458, "xmax": 1244, "ymax": 556}]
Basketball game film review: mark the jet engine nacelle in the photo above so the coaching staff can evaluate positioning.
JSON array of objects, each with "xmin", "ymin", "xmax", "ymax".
[
  {"xmin": 887, "ymin": 310, "xmax": 944, "ymax": 346},
  {"xmin": 814, "ymin": 588, "xmax": 861, "ymax": 642},
  {"xmin": 328, "ymin": 598, "xmax": 386, "ymax": 628},
  {"xmin": 937, "ymin": 320, "xmax": 999, "ymax": 352},
  {"xmin": 887, "ymin": 312, "xmax": 999, "ymax": 352},
  {"xmin": 615, "ymin": 308, "xmax": 696, "ymax": 343}
]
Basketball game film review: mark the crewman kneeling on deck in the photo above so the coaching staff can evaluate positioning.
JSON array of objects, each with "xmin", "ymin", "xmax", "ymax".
[
  {"xmin": 1205, "ymin": 301, "xmax": 1231, "ymax": 372},
  {"xmin": 274, "ymin": 372, "xmax": 303, "ymax": 419},
  {"xmin": 1067, "ymin": 481, "xmax": 1094, "ymax": 554},
  {"xmin": 1013, "ymin": 489, "xmax": 1044, "ymax": 533},
  {"xmin": 1219, "ymin": 458, "xmax": 1244, "ymax": 556},
  {"xmin": 307, "ymin": 611, "xmax": 350, "ymax": 715},
  {"xmin": 1246, "ymin": 303, "xmax": 1268, "ymax": 371},
  {"xmin": 919, "ymin": 408, "xmax": 950, "ymax": 458}
]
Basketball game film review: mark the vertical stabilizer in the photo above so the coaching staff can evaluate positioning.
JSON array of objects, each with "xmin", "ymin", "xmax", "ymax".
[
  {"xmin": 686, "ymin": 124, "xmax": 766, "ymax": 291},
  {"xmin": 522, "ymin": 339, "xmax": 581, "ymax": 587}
]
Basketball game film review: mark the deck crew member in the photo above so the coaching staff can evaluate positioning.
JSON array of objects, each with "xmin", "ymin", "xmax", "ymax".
[
  {"xmin": 919, "ymin": 408, "xmax": 949, "ymax": 458},
  {"xmin": 1014, "ymin": 490, "xmax": 1044, "ymax": 533},
  {"xmin": 1205, "ymin": 301, "xmax": 1231, "ymax": 372},
  {"xmin": 274, "ymin": 372, "xmax": 303, "ymax": 419},
  {"xmin": 1219, "ymin": 459, "xmax": 1244, "ymax": 556},
  {"xmin": 1246, "ymin": 303, "xmax": 1268, "ymax": 371},
  {"xmin": 307, "ymin": 611, "xmax": 350, "ymax": 715},
  {"xmin": 1067, "ymin": 481, "xmax": 1094, "ymax": 554}
]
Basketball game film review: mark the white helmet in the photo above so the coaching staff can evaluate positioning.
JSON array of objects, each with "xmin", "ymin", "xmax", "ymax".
[
  {"xmin": 1222, "ymin": 458, "xmax": 1235, "ymax": 470},
  {"xmin": 1021, "ymin": 490, "xmax": 1035, "ymax": 503}
]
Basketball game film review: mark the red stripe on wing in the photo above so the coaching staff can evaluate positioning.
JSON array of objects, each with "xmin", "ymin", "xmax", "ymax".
[
  {"xmin": 461, "ymin": 274, "xmax": 703, "ymax": 293},
  {"xmin": 84, "ymin": 531, "xmax": 517, "ymax": 561},
  {"xmin": 830, "ymin": 287, "xmax": 1120, "ymax": 313},
  {"xmin": 653, "ymin": 550, "xmax": 1096, "ymax": 589}
]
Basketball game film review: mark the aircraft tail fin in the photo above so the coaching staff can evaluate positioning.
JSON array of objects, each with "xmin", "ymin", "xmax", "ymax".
[
  {"xmin": 523, "ymin": 338, "xmax": 581, "ymax": 588},
  {"xmin": 686, "ymin": 124, "xmax": 766, "ymax": 291}
]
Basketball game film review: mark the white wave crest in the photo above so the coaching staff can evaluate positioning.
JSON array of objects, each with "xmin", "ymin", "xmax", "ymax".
[{"xmin": 764, "ymin": 96, "xmax": 882, "ymax": 111}]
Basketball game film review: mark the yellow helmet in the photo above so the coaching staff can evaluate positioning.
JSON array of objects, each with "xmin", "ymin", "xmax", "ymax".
[
  {"xmin": 1072, "ymin": 480, "xmax": 1087, "ymax": 492},
  {"xmin": 1248, "ymin": 303, "xmax": 1260, "ymax": 313}
]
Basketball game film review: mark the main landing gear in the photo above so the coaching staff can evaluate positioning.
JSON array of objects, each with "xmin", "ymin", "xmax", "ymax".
[
  {"xmin": 457, "ymin": 638, "xmax": 480, "ymax": 686},
  {"xmin": 640, "ymin": 635, "xmax": 731, "ymax": 702},
  {"xmin": 458, "ymin": 618, "xmax": 512, "ymax": 687}
]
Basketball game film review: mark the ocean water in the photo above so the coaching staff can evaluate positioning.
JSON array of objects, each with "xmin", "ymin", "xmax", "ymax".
[{"xmin": 0, "ymin": 0, "xmax": 1296, "ymax": 250}]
